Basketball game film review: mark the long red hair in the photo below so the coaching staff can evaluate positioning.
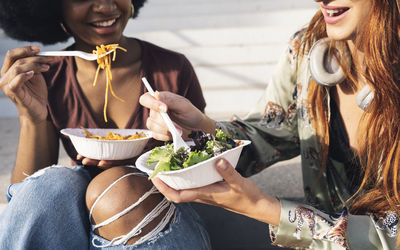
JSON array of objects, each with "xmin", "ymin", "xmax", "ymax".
[{"xmin": 301, "ymin": 0, "xmax": 400, "ymax": 218}]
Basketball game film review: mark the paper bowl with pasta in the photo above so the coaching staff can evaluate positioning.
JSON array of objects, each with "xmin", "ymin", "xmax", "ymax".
[{"xmin": 61, "ymin": 128, "xmax": 152, "ymax": 160}]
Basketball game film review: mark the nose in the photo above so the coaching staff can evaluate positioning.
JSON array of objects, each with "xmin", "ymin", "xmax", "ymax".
[{"xmin": 92, "ymin": 0, "xmax": 117, "ymax": 13}]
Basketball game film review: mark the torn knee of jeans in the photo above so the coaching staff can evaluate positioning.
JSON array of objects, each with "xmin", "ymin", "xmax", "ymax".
[
  {"xmin": 88, "ymin": 172, "xmax": 176, "ymax": 247},
  {"xmin": 24, "ymin": 165, "xmax": 65, "ymax": 181}
]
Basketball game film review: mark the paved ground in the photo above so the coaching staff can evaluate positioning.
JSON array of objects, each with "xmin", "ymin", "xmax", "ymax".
[{"xmin": 0, "ymin": 0, "xmax": 318, "ymax": 248}]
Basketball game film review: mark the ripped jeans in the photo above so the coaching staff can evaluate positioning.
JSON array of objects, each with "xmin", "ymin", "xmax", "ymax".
[{"xmin": 0, "ymin": 165, "xmax": 211, "ymax": 250}]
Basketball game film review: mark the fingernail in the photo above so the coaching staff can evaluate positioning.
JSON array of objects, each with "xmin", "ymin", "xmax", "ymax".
[
  {"xmin": 25, "ymin": 71, "xmax": 34, "ymax": 76},
  {"xmin": 216, "ymin": 159, "xmax": 227, "ymax": 170},
  {"xmin": 31, "ymin": 46, "xmax": 40, "ymax": 52},
  {"xmin": 155, "ymin": 91, "xmax": 161, "ymax": 100},
  {"xmin": 41, "ymin": 64, "xmax": 50, "ymax": 70},
  {"xmin": 159, "ymin": 104, "xmax": 167, "ymax": 113}
]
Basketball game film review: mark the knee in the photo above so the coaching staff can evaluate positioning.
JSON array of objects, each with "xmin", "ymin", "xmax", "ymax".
[
  {"xmin": 23, "ymin": 166, "xmax": 90, "ymax": 200},
  {"xmin": 86, "ymin": 166, "xmax": 167, "ymax": 244},
  {"xmin": 85, "ymin": 166, "xmax": 157, "ymax": 211},
  {"xmin": 8, "ymin": 166, "xmax": 90, "ymax": 217}
]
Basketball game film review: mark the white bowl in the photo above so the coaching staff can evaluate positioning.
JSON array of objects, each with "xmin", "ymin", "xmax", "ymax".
[
  {"xmin": 61, "ymin": 128, "xmax": 152, "ymax": 160},
  {"xmin": 135, "ymin": 140, "xmax": 251, "ymax": 190}
]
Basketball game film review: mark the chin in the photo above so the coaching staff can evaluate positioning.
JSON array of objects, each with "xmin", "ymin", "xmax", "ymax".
[{"xmin": 326, "ymin": 28, "xmax": 354, "ymax": 41}]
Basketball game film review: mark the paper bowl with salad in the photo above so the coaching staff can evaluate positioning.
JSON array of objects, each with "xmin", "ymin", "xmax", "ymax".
[
  {"xmin": 61, "ymin": 128, "xmax": 152, "ymax": 161},
  {"xmin": 135, "ymin": 129, "xmax": 251, "ymax": 190}
]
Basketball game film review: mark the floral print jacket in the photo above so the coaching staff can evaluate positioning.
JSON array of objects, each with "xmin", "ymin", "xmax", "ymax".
[{"xmin": 217, "ymin": 32, "xmax": 399, "ymax": 249}]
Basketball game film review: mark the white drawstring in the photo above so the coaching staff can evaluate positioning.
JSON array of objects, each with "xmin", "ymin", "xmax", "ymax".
[
  {"xmin": 93, "ymin": 198, "xmax": 175, "ymax": 247},
  {"xmin": 89, "ymin": 172, "xmax": 175, "ymax": 248},
  {"xmin": 134, "ymin": 201, "xmax": 175, "ymax": 245},
  {"xmin": 89, "ymin": 172, "xmax": 145, "ymax": 223},
  {"xmin": 91, "ymin": 185, "xmax": 159, "ymax": 230}
]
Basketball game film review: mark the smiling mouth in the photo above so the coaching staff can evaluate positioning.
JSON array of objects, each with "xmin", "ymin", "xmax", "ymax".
[
  {"xmin": 325, "ymin": 8, "xmax": 349, "ymax": 17},
  {"xmin": 92, "ymin": 18, "xmax": 117, "ymax": 27}
]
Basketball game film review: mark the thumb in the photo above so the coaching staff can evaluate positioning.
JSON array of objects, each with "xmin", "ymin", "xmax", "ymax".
[
  {"xmin": 215, "ymin": 158, "xmax": 240, "ymax": 184},
  {"xmin": 139, "ymin": 92, "xmax": 167, "ymax": 113}
]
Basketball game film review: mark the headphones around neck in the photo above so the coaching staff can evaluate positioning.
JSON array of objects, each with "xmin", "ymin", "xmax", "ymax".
[{"xmin": 308, "ymin": 38, "xmax": 374, "ymax": 111}]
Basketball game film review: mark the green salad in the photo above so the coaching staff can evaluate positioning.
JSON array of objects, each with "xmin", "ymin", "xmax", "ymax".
[{"xmin": 147, "ymin": 129, "xmax": 239, "ymax": 178}]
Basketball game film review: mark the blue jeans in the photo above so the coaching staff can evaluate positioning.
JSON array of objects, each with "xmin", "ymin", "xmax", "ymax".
[{"xmin": 0, "ymin": 165, "xmax": 211, "ymax": 250}]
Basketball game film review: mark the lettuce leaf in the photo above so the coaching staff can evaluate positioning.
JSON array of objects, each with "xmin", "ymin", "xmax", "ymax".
[
  {"xmin": 147, "ymin": 129, "xmax": 237, "ymax": 179},
  {"xmin": 150, "ymin": 156, "xmax": 172, "ymax": 179},
  {"xmin": 183, "ymin": 151, "xmax": 211, "ymax": 168},
  {"xmin": 216, "ymin": 129, "xmax": 231, "ymax": 142},
  {"xmin": 147, "ymin": 144, "xmax": 174, "ymax": 165}
]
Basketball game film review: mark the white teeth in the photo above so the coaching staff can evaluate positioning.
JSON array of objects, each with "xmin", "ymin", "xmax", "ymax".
[
  {"xmin": 93, "ymin": 19, "xmax": 116, "ymax": 27},
  {"xmin": 326, "ymin": 9, "xmax": 340, "ymax": 17}
]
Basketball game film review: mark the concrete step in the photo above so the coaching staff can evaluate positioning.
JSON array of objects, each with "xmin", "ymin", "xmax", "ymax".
[
  {"xmin": 196, "ymin": 64, "xmax": 273, "ymax": 90},
  {"xmin": 130, "ymin": 9, "xmax": 315, "ymax": 32},
  {"xmin": 0, "ymin": 98, "xmax": 17, "ymax": 118},
  {"xmin": 128, "ymin": 26, "xmax": 302, "ymax": 49},
  {"xmin": 177, "ymin": 43, "xmax": 286, "ymax": 66},
  {"xmin": 0, "ymin": 203, "xmax": 5, "ymax": 213},
  {"xmin": 0, "ymin": 1, "xmax": 317, "ymax": 118},
  {"xmin": 138, "ymin": 0, "xmax": 316, "ymax": 17},
  {"xmin": 204, "ymin": 88, "xmax": 265, "ymax": 120}
]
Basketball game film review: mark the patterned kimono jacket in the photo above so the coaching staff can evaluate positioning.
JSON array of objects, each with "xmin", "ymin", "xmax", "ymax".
[{"xmin": 217, "ymin": 32, "xmax": 399, "ymax": 249}]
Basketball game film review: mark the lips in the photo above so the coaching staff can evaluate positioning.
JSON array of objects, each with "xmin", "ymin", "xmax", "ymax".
[
  {"xmin": 88, "ymin": 16, "xmax": 121, "ymax": 35},
  {"xmin": 326, "ymin": 8, "xmax": 348, "ymax": 17},
  {"xmin": 91, "ymin": 17, "xmax": 118, "ymax": 28},
  {"xmin": 92, "ymin": 18, "xmax": 117, "ymax": 27},
  {"xmin": 321, "ymin": 5, "xmax": 350, "ymax": 24}
]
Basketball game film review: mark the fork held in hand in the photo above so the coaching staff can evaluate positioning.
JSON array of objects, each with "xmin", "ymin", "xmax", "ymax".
[
  {"xmin": 37, "ymin": 50, "xmax": 113, "ymax": 61},
  {"xmin": 141, "ymin": 77, "xmax": 190, "ymax": 153}
]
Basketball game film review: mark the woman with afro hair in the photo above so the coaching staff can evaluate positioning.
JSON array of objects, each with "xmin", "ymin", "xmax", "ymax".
[{"xmin": 0, "ymin": 0, "xmax": 211, "ymax": 249}]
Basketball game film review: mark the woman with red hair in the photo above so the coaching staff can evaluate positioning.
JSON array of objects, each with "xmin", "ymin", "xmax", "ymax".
[{"xmin": 140, "ymin": 0, "xmax": 400, "ymax": 248}]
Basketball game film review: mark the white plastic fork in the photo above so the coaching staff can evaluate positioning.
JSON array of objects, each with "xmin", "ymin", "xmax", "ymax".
[
  {"xmin": 141, "ymin": 77, "xmax": 190, "ymax": 153},
  {"xmin": 37, "ymin": 50, "xmax": 113, "ymax": 61}
]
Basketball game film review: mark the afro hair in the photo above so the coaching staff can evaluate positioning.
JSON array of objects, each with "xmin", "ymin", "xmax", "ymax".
[{"xmin": 0, "ymin": 0, "xmax": 147, "ymax": 45}]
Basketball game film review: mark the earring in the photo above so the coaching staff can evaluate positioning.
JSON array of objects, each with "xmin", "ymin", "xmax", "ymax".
[
  {"xmin": 131, "ymin": 3, "xmax": 135, "ymax": 17},
  {"xmin": 60, "ymin": 22, "xmax": 70, "ymax": 36}
]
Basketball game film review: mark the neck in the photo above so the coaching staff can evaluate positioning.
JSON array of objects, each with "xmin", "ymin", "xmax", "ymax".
[
  {"xmin": 346, "ymin": 40, "xmax": 366, "ymax": 72},
  {"xmin": 346, "ymin": 40, "xmax": 368, "ymax": 89}
]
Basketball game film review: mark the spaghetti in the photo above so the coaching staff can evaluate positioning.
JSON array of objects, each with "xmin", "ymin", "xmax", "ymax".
[{"xmin": 92, "ymin": 44, "xmax": 127, "ymax": 122}]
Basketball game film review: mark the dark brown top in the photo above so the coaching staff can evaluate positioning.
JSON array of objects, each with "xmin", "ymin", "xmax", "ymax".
[{"xmin": 43, "ymin": 39, "xmax": 206, "ymax": 162}]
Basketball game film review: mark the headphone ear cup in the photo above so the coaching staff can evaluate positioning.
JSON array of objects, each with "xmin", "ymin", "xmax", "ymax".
[
  {"xmin": 308, "ymin": 38, "xmax": 374, "ymax": 111},
  {"xmin": 356, "ymin": 84, "xmax": 374, "ymax": 111},
  {"xmin": 308, "ymin": 38, "xmax": 347, "ymax": 87}
]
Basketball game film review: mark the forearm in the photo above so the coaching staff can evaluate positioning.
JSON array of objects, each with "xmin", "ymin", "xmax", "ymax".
[
  {"xmin": 198, "ymin": 114, "xmax": 217, "ymax": 134},
  {"xmin": 12, "ymin": 117, "xmax": 59, "ymax": 183},
  {"xmin": 182, "ymin": 114, "xmax": 216, "ymax": 140}
]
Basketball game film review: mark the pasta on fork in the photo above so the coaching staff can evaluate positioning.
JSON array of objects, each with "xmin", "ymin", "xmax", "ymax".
[{"xmin": 92, "ymin": 44, "xmax": 127, "ymax": 122}]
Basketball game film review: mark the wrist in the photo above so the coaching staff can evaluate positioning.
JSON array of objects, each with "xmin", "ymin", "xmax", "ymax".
[
  {"xmin": 19, "ymin": 115, "xmax": 48, "ymax": 128},
  {"xmin": 252, "ymin": 194, "xmax": 281, "ymax": 226},
  {"xmin": 198, "ymin": 114, "xmax": 216, "ymax": 134}
]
